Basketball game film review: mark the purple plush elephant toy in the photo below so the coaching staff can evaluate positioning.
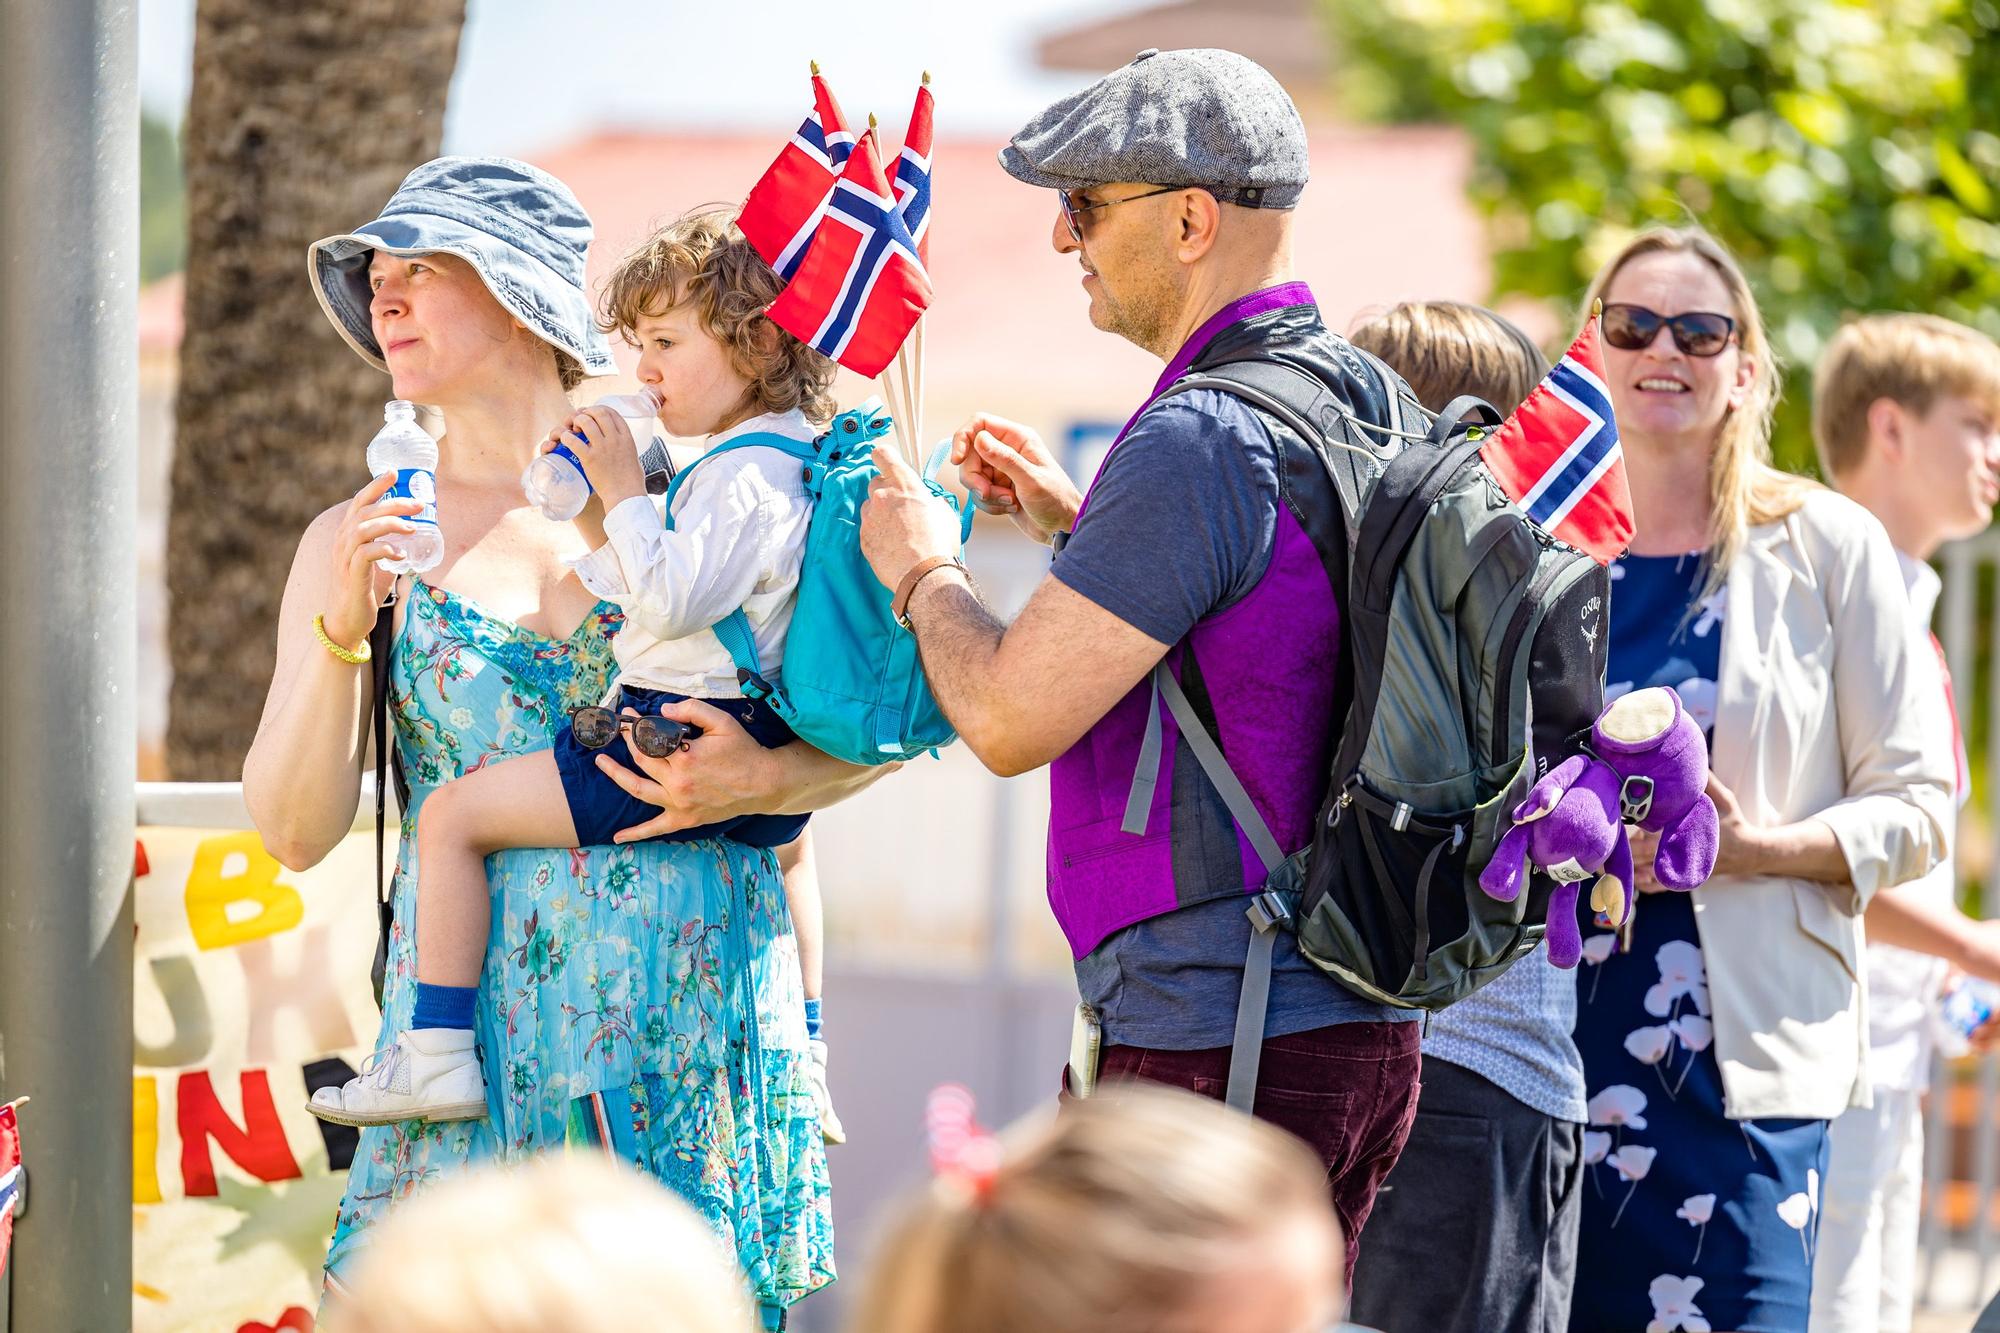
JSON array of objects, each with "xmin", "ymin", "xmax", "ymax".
[{"xmin": 1478, "ymin": 685, "xmax": 1721, "ymax": 968}]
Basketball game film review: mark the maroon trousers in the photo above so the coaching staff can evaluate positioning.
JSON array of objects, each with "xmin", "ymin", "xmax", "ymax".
[{"xmin": 1077, "ymin": 1019, "xmax": 1422, "ymax": 1282}]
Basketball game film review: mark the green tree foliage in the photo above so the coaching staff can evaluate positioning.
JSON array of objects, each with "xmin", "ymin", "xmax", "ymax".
[
  {"xmin": 140, "ymin": 110, "xmax": 185, "ymax": 283},
  {"xmin": 1325, "ymin": 0, "xmax": 2000, "ymax": 474}
]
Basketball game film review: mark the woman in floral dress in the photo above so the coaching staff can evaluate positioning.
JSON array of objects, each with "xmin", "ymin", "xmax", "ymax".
[
  {"xmin": 1568, "ymin": 228, "xmax": 1952, "ymax": 1331},
  {"xmin": 244, "ymin": 159, "xmax": 884, "ymax": 1328}
]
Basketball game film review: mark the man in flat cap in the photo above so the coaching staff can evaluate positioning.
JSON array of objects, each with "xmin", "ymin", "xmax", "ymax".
[{"xmin": 860, "ymin": 48, "xmax": 1422, "ymax": 1276}]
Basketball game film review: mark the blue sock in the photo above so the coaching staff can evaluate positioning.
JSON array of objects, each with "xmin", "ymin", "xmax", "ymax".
[
  {"xmin": 412, "ymin": 982, "xmax": 478, "ymax": 1031},
  {"xmin": 804, "ymin": 997, "xmax": 823, "ymax": 1042}
]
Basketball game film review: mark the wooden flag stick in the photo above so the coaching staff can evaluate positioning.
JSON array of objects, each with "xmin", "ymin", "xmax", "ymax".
[
  {"xmin": 899, "ymin": 342, "xmax": 920, "ymax": 467},
  {"xmin": 877, "ymin": 366, "xmax": 905, "ymax": 464},
  {"xmin": 915, "ymin": 316, "xmax": 927, "ymax": 459}
]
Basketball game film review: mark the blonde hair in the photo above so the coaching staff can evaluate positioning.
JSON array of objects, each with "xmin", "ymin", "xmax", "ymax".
[
  {"xmin": 324, "ymin": 1156, "xmax": 754, "ymax": 1333},
  {"xmin": 1350, "ymin": 300, "xmax": 1551, "ymax": 416},
  {"xmin": 1813, "ymin": 312, "xmax": 2000, "ymax": 477},
  {"xmin": 846, "ymin": 1087, "xmax": 1339, "ymax": 1333},
  {"xmin": 598, "ymin": 207, "xmax": 837, "ymax": 425},
  {"xmin": 1581, "ymin": 225, "xmax": 1818, "ymax": 603},
  {"xmin": 554, "ymin": 348, "xmax": 585, "ymax": 392}
]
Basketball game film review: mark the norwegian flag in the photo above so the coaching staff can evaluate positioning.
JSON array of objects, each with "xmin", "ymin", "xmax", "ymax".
[
  {"xmin": 739, "ymin": 71, "xmax": 855, "ymax": 281},
  {"xmin": 0, "ymin": 1098, "xmax": 23, "ymax": 1282},
  {"xmin": 766, "ymin": 127, "xmax": 932, "ymax": 379},
  {"xmin": 892, "ymin": 79, "xmax": 934, "ymax": 265},
  {"xmin": 1480, "ymin": 315, "xmax": 1634, "ymax": 564}
]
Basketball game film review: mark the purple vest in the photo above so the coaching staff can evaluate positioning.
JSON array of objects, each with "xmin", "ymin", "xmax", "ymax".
[{"xmin": 1046, "ymin": 286, "xmax": 1346, "ymax": 959}]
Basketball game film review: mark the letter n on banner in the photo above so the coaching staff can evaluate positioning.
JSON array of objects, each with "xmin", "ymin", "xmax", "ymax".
[{"xmin": 177, "ymin": 1070, "xmax": 301, "ymax": 1197}]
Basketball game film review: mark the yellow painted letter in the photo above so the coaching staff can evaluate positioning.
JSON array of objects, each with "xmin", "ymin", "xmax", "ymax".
[
  {"xmin": 133, "ymin": 1075, "xmax": 161, "ymax": 1204},
  {"xmin": 185, "ymin": 831, "xmax": 304, "ymax": 951}
]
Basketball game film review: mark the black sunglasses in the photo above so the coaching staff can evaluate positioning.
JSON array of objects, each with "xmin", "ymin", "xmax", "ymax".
[
  {"xmin": 570, "ymin": 706, "xmax": 694, "ymax": 760},
  {"xmin": 1601, "ymin": 303, "xmax": 1738, "ymax": 357},
  {"xmin": 1058, "ymin": 184, "xmax": 1184, "ymax": 243}
]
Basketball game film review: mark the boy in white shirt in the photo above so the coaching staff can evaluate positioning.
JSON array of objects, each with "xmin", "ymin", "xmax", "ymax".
[
  {"xmin": 1811, "ymin": 312, "xmax": 2000, "ymax": 1333},
  {"xmin": 311, "ymin": 209, "xmax": 840, "ymax": 1127}
]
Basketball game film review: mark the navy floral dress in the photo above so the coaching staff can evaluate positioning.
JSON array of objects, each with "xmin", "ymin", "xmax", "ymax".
[
  {"xmin": 1570, "ymin": 554, "xmax": 1828, "ymax": 1333},
  {"xmin": 321, "ymin": 580, "xmax": 835, "ymax": 1322}
]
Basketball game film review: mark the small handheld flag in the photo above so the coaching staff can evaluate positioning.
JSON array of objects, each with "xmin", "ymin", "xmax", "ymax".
[
  {"xmin": 892, "ymin": 75, "xmax": 934, "ymax": 266},
  {"xmin": 766, "ymin": 125, "xmax": 932, "ymax": 380},
  {"xmin": 1479, "ymin": 310, "xmax": 1634, "ymax": 564},
  {"xmin": 739, "ymin": 66, "xmax": 855, "ymax": 281},
  {"xmin": 0, "ymin": 1097, "xmax": 26, "ymax": 1283}
]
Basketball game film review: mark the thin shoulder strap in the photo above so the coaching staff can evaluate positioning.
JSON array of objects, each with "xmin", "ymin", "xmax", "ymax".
[
  {"xmin": 369, "ymin": 584, "xmax": 404, "ymax": 913},
  {"xmin": 659, "ymin": 430, "xmax": 821, "ymax": 514}
]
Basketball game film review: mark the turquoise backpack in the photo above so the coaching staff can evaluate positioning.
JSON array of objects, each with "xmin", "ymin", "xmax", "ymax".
[{"xmin": 659, "ymin": 402, "xmax": 974, "ymax": 765}]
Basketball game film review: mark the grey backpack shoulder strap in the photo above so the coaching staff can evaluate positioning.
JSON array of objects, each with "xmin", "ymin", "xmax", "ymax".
[
  {"xmin": 1158, "ymin": 359, "xmax": 1415, "ymax": 545},
  {"xmin": 1124, "ymin": 654, "xmax": 1293, "ymax": 1115}
]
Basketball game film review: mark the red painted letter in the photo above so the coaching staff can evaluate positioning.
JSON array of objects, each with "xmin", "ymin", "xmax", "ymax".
[{"xmin": 177, "ymin": 1070, "xmax": 301, "ymax": 1197}]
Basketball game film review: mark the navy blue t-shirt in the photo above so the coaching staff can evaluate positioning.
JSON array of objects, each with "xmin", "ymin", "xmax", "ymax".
[{"xmin": 1051, "ymin": 390, "xmax": 1412, "ymax": 1049}]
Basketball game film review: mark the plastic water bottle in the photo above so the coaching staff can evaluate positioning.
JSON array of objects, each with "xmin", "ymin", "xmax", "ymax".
[
  {"xmin": 522, "ymin": 386, "xmax": 665, "ymax": 521},
  {"xmin": 1937, "ymin": 976, "xmax": 2000, "ymax": 1058},
  {"xmin": 365, "ymin": 400, "xmax": 443, "ymax": 574}
]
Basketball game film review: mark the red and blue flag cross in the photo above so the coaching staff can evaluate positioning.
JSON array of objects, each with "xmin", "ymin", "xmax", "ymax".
[
  {"xmin": 1479, "ymin": 314, "xmax": 1635, "ymax": 565},
  {"xmin": 739, "ymin": 69, "xmax": 855, "ymax": 281},
  {"xmin": 892, "ymin": 79, "xmax": 934, "ymax": 266},
  {"xmin": 765, "ymin": 126, "xmax": 932, "ymax": 380}
]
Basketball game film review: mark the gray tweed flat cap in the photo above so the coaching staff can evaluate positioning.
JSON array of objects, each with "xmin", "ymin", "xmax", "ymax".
[{"xmin": 1000, "ymin": 48, "xmax": 1308, "ymax": 208}]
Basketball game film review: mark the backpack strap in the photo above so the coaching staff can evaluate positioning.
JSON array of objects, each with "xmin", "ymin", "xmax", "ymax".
[
  {"xmin": 662, "ymin": 406, "xmax": 899, "ymax": 691},
  {"xmin": 1139, "ymin": 658, "xmax": 1291, "ymax": 1113},
  {"xmin": 367, "ymin": 582, "xmax": 407, "ymax": 1012},
  {"xmin": 658, "ymin": 430, "xmax": 822, "ymax": 515},
  {"xmin": 1159, "ymin": 360, "xmax": 1391, "ymax": 534},
  {"xmin": 658, "ymin": 429, "xmax": 825, "ymax": 696},
  {"xmin": 1424, "ymin": 394, "xmax": 1504, "ymax": 448},
  {"xmin": 1138, "ymin": 359, "xmax": 1407, "ymax": 1114}
]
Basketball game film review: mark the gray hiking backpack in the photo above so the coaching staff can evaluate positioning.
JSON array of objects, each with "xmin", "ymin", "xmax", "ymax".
[{"xmin": 1147, "ymin": 357, "xmax": 1609, "ymax": 1110}]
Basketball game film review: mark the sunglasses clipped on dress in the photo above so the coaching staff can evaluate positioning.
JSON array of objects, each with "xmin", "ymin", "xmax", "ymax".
[
  {"xmin": 1600, "ymin": 303, "xmax": 1738, "ymax": 357},
  {"xmin": 569, "ymin": 706, "xmax": 693, "ymax": 760}
]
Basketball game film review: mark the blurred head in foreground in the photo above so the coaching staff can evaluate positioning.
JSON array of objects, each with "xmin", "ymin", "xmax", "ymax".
[
  {"xmin": 849, "ymin": 1085, "xmax": 1345, "ymax": 1333},
  {"xmin": 325, "ymin": 1155, "xmax": 754, "ymax": 1333}
]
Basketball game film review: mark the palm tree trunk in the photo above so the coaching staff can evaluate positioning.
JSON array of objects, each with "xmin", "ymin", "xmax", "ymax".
[{"xmin": 165, "ymin": 0, "xmax": 465, "ymax": 778}]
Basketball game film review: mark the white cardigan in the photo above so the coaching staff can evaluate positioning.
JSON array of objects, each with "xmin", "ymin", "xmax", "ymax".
[{"xmin": 1696, "ymin": 489, "xmax": 1954, "ymax": 1119}]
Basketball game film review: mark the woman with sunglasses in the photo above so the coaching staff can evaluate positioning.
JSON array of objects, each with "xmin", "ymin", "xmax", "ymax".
[
  {"xmin": 1565, "ymin": 227, "xmax": 1952, "ymax": 1331},
  {"xmin": 243, "ymin": 160, "xmax": 871, "ymax": 1326}
]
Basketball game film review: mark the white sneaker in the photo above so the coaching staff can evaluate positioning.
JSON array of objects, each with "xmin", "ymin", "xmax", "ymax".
[
  {"xmin": 307, "ymin": 1028, "xmax": 488, "ymax": 1127},
  {"xmin": 808, "ymin": 1037, "xmax": 846, "ymax": 1145}
]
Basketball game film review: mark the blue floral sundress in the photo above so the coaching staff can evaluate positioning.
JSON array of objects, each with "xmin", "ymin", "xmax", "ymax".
[
  {"xmin": 1570, "ymin": 553, "xmax": 1827, "ymax": 1333},
  {"xmin": 321, "ymin": 579, "xmax": 834, "ymax": 1316}
]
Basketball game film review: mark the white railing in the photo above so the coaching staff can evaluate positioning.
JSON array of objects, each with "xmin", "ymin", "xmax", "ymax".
[{"xmin": 1920, "ymin": 529, "xmax": 2000, "ymax": 1315}]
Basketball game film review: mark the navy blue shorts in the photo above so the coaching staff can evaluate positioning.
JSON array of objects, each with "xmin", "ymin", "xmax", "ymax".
[{"xmin": 551, "ymin": 684, "xmax": 809, "ymax": 849}]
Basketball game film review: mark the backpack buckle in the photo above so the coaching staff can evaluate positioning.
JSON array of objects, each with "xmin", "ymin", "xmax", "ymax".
[
  {"xmin": 1246, "ymin": 890, "xmax": 1294, "ymax": 935},
  {"xmin": 735, "ymin": 668, "xmax": 775, "ymax": 701}
]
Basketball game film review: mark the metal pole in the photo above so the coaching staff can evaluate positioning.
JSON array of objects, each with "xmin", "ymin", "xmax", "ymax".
[{"xmin": 0, "ymin": 0, "xmax": 138, "ymax": 1328}]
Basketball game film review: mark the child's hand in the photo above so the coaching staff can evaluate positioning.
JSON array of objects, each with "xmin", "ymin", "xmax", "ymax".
[{"xmin": 548, "ymin": 407, "xmax": 647, "ymax": 511}]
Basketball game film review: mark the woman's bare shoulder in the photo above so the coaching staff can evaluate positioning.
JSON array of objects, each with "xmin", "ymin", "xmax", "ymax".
[{"xmin": 292, "ymin": 497, "xmax": 354, "ymax": 565}]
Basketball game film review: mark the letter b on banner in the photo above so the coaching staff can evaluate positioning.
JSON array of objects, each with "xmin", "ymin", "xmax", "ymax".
[{"xmin": 185, "ymin": 831, "xmax": 304, "ymax": 950}]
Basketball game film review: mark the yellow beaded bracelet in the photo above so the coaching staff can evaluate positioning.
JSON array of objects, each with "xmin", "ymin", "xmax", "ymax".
[{"xmin": 312, "ymin": 614, "xmax": 371, "ymax": 665}]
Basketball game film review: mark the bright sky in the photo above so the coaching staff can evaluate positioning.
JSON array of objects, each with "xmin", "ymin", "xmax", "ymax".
[{"xmin": 140, "ymin": 0, "xmax": 1152, "ymax": 152}]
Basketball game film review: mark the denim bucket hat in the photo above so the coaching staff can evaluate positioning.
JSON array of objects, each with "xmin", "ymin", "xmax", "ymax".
[{"xmin": 308, "ymin": 155, "xmax": 617, "ymax": 377}]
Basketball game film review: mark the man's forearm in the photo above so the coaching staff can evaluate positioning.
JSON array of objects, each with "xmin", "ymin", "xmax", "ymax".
[{"xmin": 906, "ymin": 572, "xmax": 1020, "ymax": 768}]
